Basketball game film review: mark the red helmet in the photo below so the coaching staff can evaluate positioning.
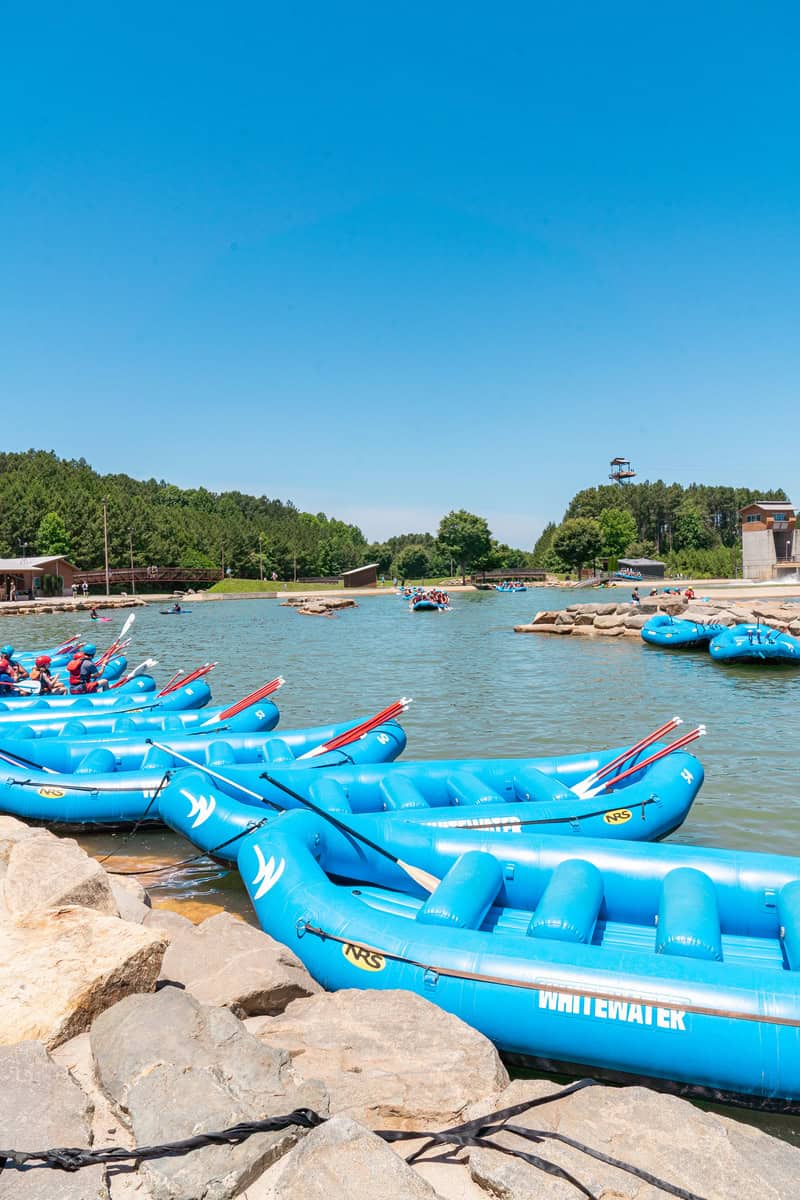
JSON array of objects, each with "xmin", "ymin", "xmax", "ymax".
[{"xmin": 35, "ymin": 655, "xmax": 51, "ymax": 667}]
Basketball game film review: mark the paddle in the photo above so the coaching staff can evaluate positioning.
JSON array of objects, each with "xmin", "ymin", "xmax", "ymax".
[
  {"xmin": 207, "ymin": 677, "xmax": 285, "ymax": 723},
  {"xmin": 0, "ymin": 745, "xmax": 57, "ymax": 774},
  {"xmin": 298, "ymin": 698, "xmax": 412, "ymax": 759},
  {"xmin": 158, "ymin": 663, "xmax": 217, "ymax": 697},
  {"xmin": 589, "ymin": 726, "xmax": 706, "ymax": 795},
  {"xmin": 571, "ymin": 717, "xmax": 683, "ymax": 799},
  {"xmin": 147, "ymin": 740, "xmax": 440, "ymax": 894},
  {"xmin": 111, "ymin": 658, "xmax": 159, "ymax": 688}
]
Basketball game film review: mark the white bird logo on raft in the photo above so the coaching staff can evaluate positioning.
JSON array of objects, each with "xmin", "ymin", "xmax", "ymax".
[
  {"xmin": 187, "ymin": 792, "xmax": 216, "ymax": 828},
  {"xmin": 252, "ymin": 846, "xmax": 286, "ymax": 899}
]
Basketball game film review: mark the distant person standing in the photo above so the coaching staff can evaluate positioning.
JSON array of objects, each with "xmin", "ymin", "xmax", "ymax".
[
  {"xmin": 81, "ymin": 580, "xmax": 89, "ymax": 598},
  {"xmin": 72, "ymin": 582, "xmax": 78, "ymax": 599},
  {"xmin": 8, "ymin": 580, "xmax": 15, "ymax": 602},
  {"xmin": 631, "ymin": 588, "xmax": 640, "ymax": 605}
]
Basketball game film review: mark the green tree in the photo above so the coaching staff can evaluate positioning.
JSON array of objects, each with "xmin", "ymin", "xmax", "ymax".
[
  {"xmin": 394, "ymin": 543, "xmax": 431, "ymax": 580},
  {"xmin": 437, "ymin": 510, "xmax": 492, "ymax": 583},
  {"xmin": 598, "ymin": 507, "xmax": 637, "ymax": 559},
  {"xmin": 672, "ymin": 500, "xmax": 714, "ymax": 552},
  {"xmin": 36, "ymin": 511, "xmax": 71, "ymax": 557},
  {"xmin": 552, "ymin": 518, "xmax": 603, "ymax": 576}
]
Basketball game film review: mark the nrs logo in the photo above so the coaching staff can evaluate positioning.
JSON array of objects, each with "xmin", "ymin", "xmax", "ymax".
[
  {"xmin": 603, "ymin": 808, "xmax": 632, "ymax": 825},
  {"xmin": 342, "ymin": 942, "xmax": 386, "ymax": 972},
  {"xmin": 251, "ymin": 846, "xmax": 286, "ymax": 899}
]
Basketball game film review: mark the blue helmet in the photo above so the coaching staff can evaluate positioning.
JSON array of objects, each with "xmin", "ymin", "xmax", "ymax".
[
  {"xmin": 0, "ymin": 645, "xmax": 13, "ymax": 657},
  {"xmin": 83, "ymin": 643, "xmax": 96, "ymax": 656}
]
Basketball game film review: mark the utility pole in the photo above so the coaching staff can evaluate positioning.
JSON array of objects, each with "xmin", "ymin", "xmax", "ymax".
[
  {"xmin": 129, "ymin": 530, "xmax": 136, "ymax": 595},
  {"xmin": 102, "ymin": 499, "xmax": 111, "ymax": 597},
  {"xmin": 258, "ymin": 533, "xmax": 264, "ymax": 581},
  {"xmin": 293, "ymin": 550, "xmax": 297, "ymax": 583}
]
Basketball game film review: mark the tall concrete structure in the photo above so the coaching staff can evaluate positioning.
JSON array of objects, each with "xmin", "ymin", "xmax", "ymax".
[{"xmin": 740, "ymin": 501, "xmax": 800, "ymax": 580}]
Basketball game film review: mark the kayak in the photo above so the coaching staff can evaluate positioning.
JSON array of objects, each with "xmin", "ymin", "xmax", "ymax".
[
  {"xmin": 709, "ymin": 624, "xmax": 800, "ymax": 664},
  {"xmin": 641, "ymin": 615, "xmax": 723, "ymax": 649},
  {"xmin": 160, "ymin": 610, "xmax": 192, "ymax": 615},
  {"xmin": 238, "ymin": 815, "xmax": 800, "ymax": 1111},
  {"xmin": 158, "ymin": 742, "xmax": 703, "ymax": 863},
  {"xmin": 0, "ymin": 717, "xmax": 407, "ymax": 826}
]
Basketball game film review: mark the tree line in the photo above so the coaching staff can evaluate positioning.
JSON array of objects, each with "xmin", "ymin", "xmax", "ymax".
[
  {"xmin": 0, "ymin": 450, "xmax": 528, "ymax": 583},
  {"xmin": 532, "ymin": 481, "xmax": 789, "ymax": 577}
]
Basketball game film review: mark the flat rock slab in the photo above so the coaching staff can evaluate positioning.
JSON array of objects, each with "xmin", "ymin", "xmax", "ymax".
[
  {"xmin": 257, "ymin": 988, "xmax": 508, "ymax": 1129},
  {"xmin": 91, "ymin": 987, "xmax": 328, "ymax": 1200},
  {"xmin": 0, "ymin": 905, "xmax": 166, "ymax": 1048},
  {"xmin": 0, "ymin": 1040, "xmax": 107, "ymax": 1199},
  {"xmin": 253, "ymin": 1115, "xmax": 443, "ymax": 1199},
  {"xmin": 463, "ymin": 1079, "xmax": 800, "ymax": 1200},
  {"xmin": 5, "ymin": 833, "xmax": 118, "ymax": 918},
  {"xmin": 160, "ymin": 911, "xmax": 321, "ymax": 1016}
]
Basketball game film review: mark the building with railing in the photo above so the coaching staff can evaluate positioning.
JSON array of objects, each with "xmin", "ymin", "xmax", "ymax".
[{"xmin": 740, "ymin": 501, "xmax": 800, "ymax": 580}]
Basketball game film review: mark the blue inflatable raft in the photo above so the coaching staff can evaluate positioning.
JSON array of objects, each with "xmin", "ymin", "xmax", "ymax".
[
  {"xmin": 158, "ymin": 743, "xmax": 703, "ymax": 862},
  {"xmin": 0, "ymin": 681, "xmax": 208, "ymax": 731},
  {"xmin": 709, "ymin": 624, "xmax": 800, "ymax": 664},
  {"xmin": 641, "ymin": 615, "xmax": 723, "ymax": 649},
  {"xmin": 0, "ymin": 717, "xmax": 407, "ymax": 826},
  {"xmin": 0, "ymin": 674, "xmax": 161, "ymax": 709},
  {"xmin": 238, "ymin": 814, "xmax": 800, "ymax": 1110}
]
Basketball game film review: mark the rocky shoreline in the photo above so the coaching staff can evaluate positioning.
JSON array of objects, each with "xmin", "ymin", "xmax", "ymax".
[
  {"xmin": 2, "ymin": 815, "xmax": 799, "ymax": 1198},
  {"xmin": 515, "ymin": 595, "xmax": 800, "ymax": 638},
  {"xmin": 0, "ymin": 596, "xmax": 148, "ymax": 619},
  {"xmin": 280, "ymin": 595, "xmax": 358, "ymax": 618}
]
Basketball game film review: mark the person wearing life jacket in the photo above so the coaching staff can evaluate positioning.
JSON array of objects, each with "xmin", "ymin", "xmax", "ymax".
[
  {"xmin": 0, "ymin": 650, "xmax": 18, "ymax": 694},
  {"xmin": 30, "ymin": 655, "xmax": 66, "ymax": 695},
  {"xmin": 68, "ymin": 643, "xmax": 108, "ymax": 693},
  {"xmin": 0, "ymin": 644, "xmax": 28, "ymax": 680}
]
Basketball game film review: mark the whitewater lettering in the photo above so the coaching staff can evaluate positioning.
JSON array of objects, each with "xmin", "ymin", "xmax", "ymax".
[{"xmin": 537, "ymin": 989, "xmax": 686, "ymax": 1031}]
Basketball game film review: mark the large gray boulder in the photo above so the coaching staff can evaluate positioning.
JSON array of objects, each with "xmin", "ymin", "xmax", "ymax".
[
  {"xmin": 90, "ymin": 987, "xmax": 328, "ymax": 1200},
  {"xmin": 4, "ymin": 833, "xmax": 118, "ymax": 918},
  {"xmin": 0, "ymin": 905, "xmax": 167, "ymax": 1047},
  {"xmin": 256, "ymin": 989, "xmax": 508, "ymax": 1129},
  {"xmin": 463, "ymin": 1079, "xmax": 800, "ymax": 1200},
  {"xmin": 0, "ymin": 1040, "xmax": 107, "ymax": 1199},
  {"xmin": 160, "ymin": 911, "xmax": 321, "ymax": 1016},
  {"xmin": 253, "ymin": 1115, "xmax": 443, "ymax": 1199},
  {"xmin": 109, "ymin": 874, "xmax": 151, "ymax": 924}
]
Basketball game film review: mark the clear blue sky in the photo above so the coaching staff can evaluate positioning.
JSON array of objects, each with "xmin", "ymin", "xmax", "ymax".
[{"xmin": 2, "ymin": 3, "xmax": 799, "ymax": 546}]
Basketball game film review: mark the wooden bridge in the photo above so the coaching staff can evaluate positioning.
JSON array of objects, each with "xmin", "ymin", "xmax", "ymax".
[{"xmin": 72, "ymin": 566, "xmax": 223, "ymax": 587}]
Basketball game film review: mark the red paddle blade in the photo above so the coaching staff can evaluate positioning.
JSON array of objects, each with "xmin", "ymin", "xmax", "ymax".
[
  {"xmin": 601, "ymin": 726, "xmax": 706, "ymax": 791},
  {"xmin": 158, "ymin": 663, "xmax": 217, "ymax": 696},
  {"xmin": 300, "ymin": 698, "xmax": 412, "ymax": 759},
  {"xmin": 214, "ymin": 677, "xmax": 286, "ymax": 721}
]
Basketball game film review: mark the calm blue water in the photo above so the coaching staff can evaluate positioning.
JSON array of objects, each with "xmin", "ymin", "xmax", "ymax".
[
  {"xmin": 3, "ymin": 589, "xmax": 800, "ymax": 1138},
  {"xmin": 4, "ymin": 587, "xmax": 799, "ymax": 875}
]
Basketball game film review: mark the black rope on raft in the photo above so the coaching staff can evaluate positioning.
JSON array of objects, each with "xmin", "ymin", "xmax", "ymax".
[
  {"xmin": 95, "ymin": 769, "xmax": 173, "ymax": 864},
  {"xmin": 0, "ymin": 1083, "xmax": 712, "ymax": 1200},
  {"xmin": 106, "ymin": 815, "xmax": 269, "ymax": 876}
]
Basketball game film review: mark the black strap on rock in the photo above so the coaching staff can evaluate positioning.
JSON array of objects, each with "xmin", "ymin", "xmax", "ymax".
[
  {"xmin": 0, "ymin": 1085, "xmax": 711, "ymax": 1199},
  {"xmin": 97, "ymin": 768, "xmax": 173, "ymax": 864}
]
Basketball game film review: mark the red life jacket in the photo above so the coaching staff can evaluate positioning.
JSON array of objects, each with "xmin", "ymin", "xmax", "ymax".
[{"xmin": 67, "ymin": 653, "xmax": 86, "ymax": 690}]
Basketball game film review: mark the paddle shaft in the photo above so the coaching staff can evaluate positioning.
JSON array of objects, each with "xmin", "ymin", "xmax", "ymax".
[
  {"xmin": 600, "ymin": 728, "xmax": 704, "ymax": 791},
  {"xmin": 148, "ymin": 739, "xmax": 434, "ymax": 882}
]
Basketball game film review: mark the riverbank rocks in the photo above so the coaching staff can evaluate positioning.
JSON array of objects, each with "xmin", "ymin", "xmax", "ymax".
[
  {"xmin": 91, "ymin": 987, "xmax": 328, "ymax": 1200},
  {"xmin": 281, "ymin": 595, "xmax": 358, "ymax": 617},
  {"xmin": 0, "ymin": 1040, "xmax": 108, "ymax": 1200},
  {"xmin": 253, "ymin": 1115, "xmax": 442, "ymax": 1200},
  {"xmin": 254, "ymin": 988, "xmax": 508, "ymax": 1129},
  {"xmin": 159, "ymin": 911, "xmax": 322, "ymax": 1016},
  {"xmin": 4, "ymin": 831, "xmax": 118, "ymax": 918},
  {"xmin": 0, "ymin": 905, "xmax": 167, "ymax": 1048},
  {"xmin": 109, "ymin": 873, "xmax": 152, "ymax": 923},
  {"xmin": 462, "ymin": 1079, "xmax": 800, "ymax": 1200},
  {"xmin": 516, "ymin": 595, "xmax": 800, "ymax": 640}
]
